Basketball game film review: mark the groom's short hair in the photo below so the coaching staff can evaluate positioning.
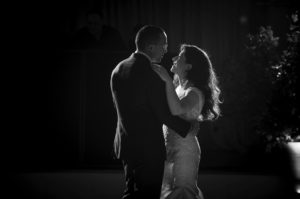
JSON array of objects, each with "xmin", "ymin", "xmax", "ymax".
[{"xmin": 135, "ymin": 25, "xmax": 165, "ymax": 51}]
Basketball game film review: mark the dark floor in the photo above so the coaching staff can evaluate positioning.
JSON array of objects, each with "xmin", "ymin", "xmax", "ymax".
[{"xmin": 6, "ymin": 169, "xmax": 298, "ymax": 199}]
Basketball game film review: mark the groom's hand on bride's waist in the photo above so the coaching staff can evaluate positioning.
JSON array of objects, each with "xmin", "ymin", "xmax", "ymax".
[{"xmin": 190, "ymin": 121, "xmax": 200, "ymax": 132}]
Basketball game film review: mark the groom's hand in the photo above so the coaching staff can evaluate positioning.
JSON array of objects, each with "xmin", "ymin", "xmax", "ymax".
[{"xmin": 190, "ymin": 120, "xmax": 200, "ymax": 133}]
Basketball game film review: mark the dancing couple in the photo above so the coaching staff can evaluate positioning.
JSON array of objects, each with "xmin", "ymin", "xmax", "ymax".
[{"xmin": 111, "ymin": 25, "xmax": 221, "ymax": 199}]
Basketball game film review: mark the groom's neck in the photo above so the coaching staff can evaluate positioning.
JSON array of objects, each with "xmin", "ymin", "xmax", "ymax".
[{"xmin": 135, "ymin": 50, "xmax": 153, "ymax": 63}]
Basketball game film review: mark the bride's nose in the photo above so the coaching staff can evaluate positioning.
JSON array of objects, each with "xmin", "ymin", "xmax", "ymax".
[{"xmin": 172, "ymin": 56, "xmax": 178, "ymax": 62}]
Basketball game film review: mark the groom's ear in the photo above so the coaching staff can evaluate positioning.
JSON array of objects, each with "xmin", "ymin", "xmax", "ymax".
[{"xmin": 147, "ymin": 44, "xmax": 155, "ymax": 52}]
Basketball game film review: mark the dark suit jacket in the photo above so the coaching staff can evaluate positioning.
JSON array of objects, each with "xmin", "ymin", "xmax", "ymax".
[{"xmin": 110, "ymin": 53, "xmax": 191, "ymax": 161}]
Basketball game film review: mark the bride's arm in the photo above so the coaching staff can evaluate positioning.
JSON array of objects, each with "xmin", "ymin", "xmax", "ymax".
[
  {"xmin": 165, "ymin": 81, "xmax": 200, "ymax": 115},
  {"xmin": 153, "ymin": 64, "xmax": 200, "ymax": 116}
]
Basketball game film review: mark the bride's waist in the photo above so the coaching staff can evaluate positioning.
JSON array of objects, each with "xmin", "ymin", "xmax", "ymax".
[{"xmin": 163, "ymin": 126, "xmax": 198, "ymax": 140}]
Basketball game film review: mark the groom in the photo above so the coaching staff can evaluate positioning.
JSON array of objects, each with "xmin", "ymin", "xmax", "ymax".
[{"xmin": 110, "ymin": 25, "xmax": 192, "ymax": 199}]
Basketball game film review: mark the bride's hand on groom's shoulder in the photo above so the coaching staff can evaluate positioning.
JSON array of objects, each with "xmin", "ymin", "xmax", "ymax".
[
  {"xmin": 151, "ymin": 63, "xmax": 163, "ymax": 72},
  {"xmin": 152, "ymin": 64, "xmax": 172, "ymax": 83}
]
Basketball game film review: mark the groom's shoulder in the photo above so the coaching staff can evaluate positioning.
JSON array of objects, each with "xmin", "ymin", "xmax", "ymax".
[
  {"xmin": 113, "ymin": 55, "xmax": 132, "ymax": 69},
  {"xmin": 116, "ymin": 53, "xmax": 135, "ymax": 66},
  {"xmin": 117, "ymin": 53, "xmax": 151, "ymax": 69},
  {"xmin": 111, "ymin": 54, "xmax": 135, "ymax": 76}
]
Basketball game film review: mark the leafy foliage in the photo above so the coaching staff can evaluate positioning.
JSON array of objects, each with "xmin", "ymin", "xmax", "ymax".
[{"xmin": 247, "ymin": 11, "xmax": 300, "ymax": 152}]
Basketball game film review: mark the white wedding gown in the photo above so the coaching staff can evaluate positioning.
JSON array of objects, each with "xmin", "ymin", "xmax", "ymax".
[{"xmin": 161, "ymin": 86, "xmax": 204, "ymax": 199}]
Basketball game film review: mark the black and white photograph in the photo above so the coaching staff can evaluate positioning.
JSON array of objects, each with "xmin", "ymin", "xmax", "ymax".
[{"xmin": 6, "ymin": 0, "xmax": 299, "ymax": 198}]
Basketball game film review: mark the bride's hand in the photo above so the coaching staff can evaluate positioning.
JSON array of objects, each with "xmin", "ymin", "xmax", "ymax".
[{"xmin": 152, "ymin": 64, "xmax": 173, "ymax": 83}]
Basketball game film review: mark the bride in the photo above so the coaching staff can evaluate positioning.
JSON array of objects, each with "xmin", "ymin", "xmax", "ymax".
[{"xmin": 153, "ymin": 44, "xmax": 221, "ymax": 199}]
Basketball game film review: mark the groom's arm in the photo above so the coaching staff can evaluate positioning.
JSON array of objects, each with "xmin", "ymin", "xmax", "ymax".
[{"xmin": 147, "ymin": 70, "xmax": 191, "ymax": 138}]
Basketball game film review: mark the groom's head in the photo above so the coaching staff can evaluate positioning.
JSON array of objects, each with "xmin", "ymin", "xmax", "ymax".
[{"xmin": 135, "ymin": 25, "xmax": 168, "ymax": 63}]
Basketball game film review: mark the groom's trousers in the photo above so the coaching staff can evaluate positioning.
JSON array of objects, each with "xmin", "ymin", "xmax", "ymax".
[{"xmin": 122, "ymin": 156, "xmax": 165, "ymax": 199}]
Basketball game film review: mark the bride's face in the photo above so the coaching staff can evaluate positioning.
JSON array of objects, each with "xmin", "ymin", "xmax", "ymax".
[{"xmin": 171, "ymin": 50, "xmax": 190, "ymax": 77}]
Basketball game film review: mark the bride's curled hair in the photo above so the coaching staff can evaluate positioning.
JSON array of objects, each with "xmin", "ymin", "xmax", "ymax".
[{"xmin": 175, "ymin": 44, "xmax": 221, "ymax": 121}]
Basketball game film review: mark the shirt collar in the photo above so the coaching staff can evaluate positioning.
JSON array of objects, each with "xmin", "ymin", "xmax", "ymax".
[{"xmin": 135, "ymin": 50, "xmax": 153, "ymax": 63}]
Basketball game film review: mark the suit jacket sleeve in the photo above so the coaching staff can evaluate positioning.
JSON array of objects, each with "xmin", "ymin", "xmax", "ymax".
[{"xmin": 146, "ymin": 68, "xmax": 191, "ymax": 138}]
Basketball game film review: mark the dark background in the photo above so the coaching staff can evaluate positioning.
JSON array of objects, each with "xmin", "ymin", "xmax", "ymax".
[{"xmin": 7, "ymin": 0, "xmax": 298, "ymax": 172}]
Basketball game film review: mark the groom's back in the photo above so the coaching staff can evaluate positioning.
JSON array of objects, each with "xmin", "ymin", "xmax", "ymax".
[
  {"xmin": 111, "ymin": 53, "xmax": 166, "ymax": 159},
  {"xmin": 111, "ymin": 54, "xmax": 150, "ymax": 123}
]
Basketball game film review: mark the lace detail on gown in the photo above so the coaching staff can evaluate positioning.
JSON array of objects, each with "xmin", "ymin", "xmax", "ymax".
[{"xmin": 161, "ymin": 86, "xmax": 204, "ymax": 199}]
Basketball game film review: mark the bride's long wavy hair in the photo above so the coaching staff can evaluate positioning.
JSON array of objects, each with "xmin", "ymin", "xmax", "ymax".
[{"xmin": 174, "ymin": 44, "xmax": 221, "ymax": 121}]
